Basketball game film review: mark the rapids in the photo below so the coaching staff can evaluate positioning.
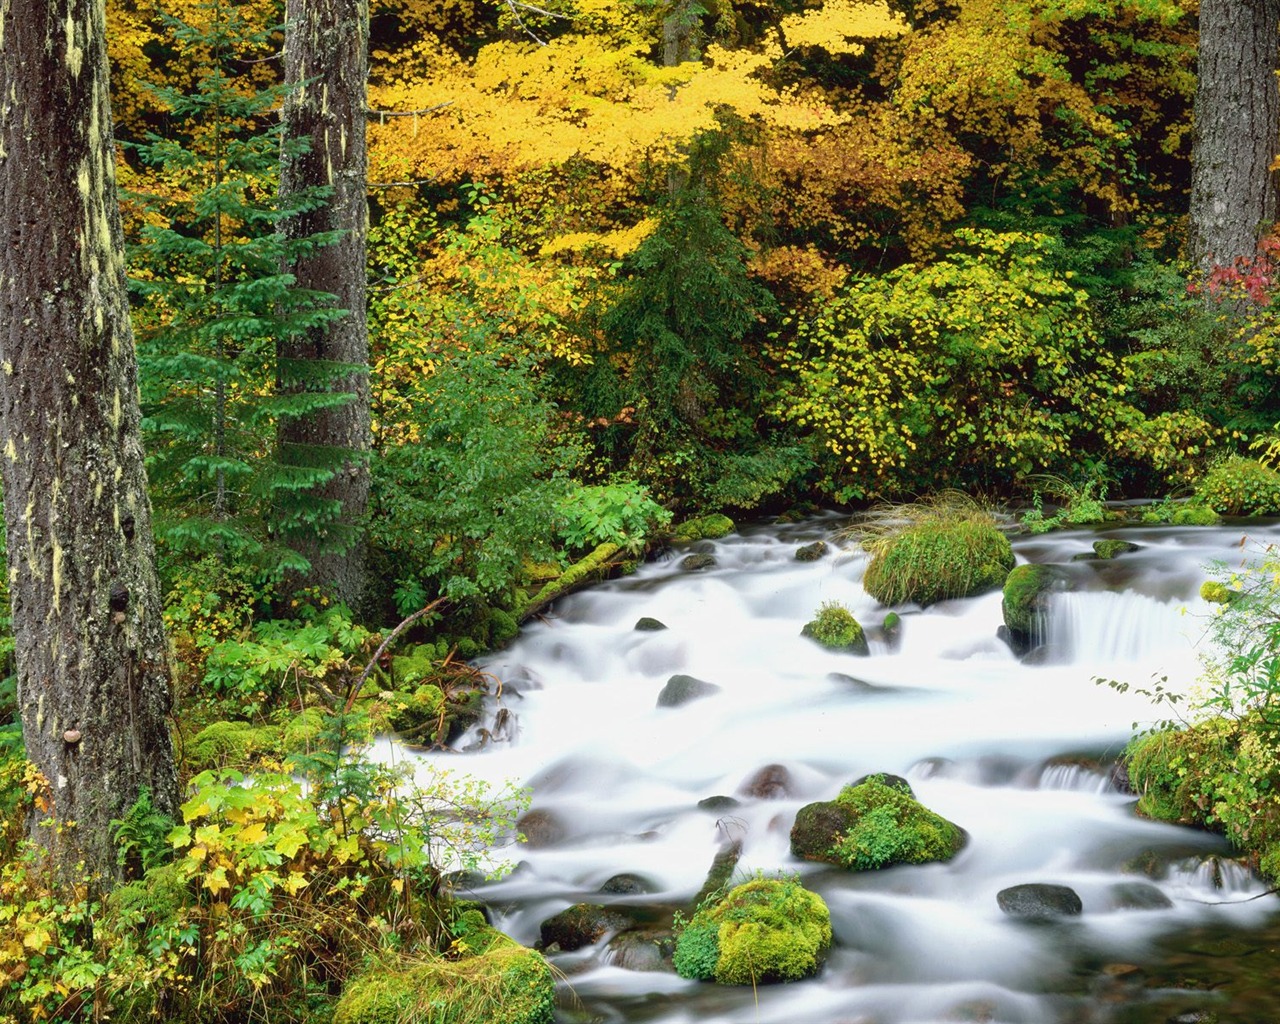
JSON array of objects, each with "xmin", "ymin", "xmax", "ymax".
[{"xmin": 399, "ymin": 517, "xmax": 1280, "ymax": 1023}]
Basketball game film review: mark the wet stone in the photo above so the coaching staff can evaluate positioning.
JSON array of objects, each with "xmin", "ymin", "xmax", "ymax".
[
  {"xmin": 697, "ymin": 795, "xmax": 741, "ymax": 813},
  {"xmin": 739, "ymin": 763, "xmax": 793, "ymax": 799},
  {"xmin": 1107, "ymin": 881, "xmax": 1173, "ymax": 911},
  {"xmin": 634, "ymin": 616, "xmax": 667, "ymax": 631},
  {"xmin": 657, "ymin": 673, "xmax": 721, "ymax": 708},
  {"xmin": 517, "ymin": 808, "xmax": 567, "ymax": 848},
  {"xmin": 997, "ymin": 883, "xmax": 1083, "ymax": 920},
  {"xmin": 795, "ymin": 540, "xmax": 828, "ymax": 561},
  {"xmin": 680, "ymin": 553, "xmax": 716, "ymax": 571},
  {"xmin": 599, "ymin": 873, "xmax": 653, "ymax": 895}
]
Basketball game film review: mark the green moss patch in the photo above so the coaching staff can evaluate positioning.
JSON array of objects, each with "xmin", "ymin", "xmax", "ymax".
[
  {"xmin": 801, "ymin": 601, "xmax": 869, "ymax": 655},
  {"xmin": 673, "ymin": 876, "xmax": 831, "ymax": 985},
  {"xmin": 334, "ymin": 930, "xmax": 553, "ymax": 1024},
  {"xmin": 1002, "ymin": 564, "xmax": 1068, "ymax": 642},
  {"xmin": 673, "ymin": 514, "xmax": 736, "ymax": 542},
  {"xmin": 794, "ymin": 776, "xmax": 966, "ymax": 870}
]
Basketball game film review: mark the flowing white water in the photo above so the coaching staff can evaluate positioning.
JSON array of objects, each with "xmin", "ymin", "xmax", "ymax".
[{"xmin": 398, "ymin": 519, "xmax": 1280, "ymax": 1023}]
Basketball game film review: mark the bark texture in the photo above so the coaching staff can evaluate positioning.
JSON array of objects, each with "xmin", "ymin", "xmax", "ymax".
[
  {"xmin": 1189, "ymin": 0, "xmax": 1280, "ymax": 272},
  {"xmin": 279, "ymin": 0, "xmax": 371, "ymax": 609},
  {"xmin": 0, "ymin": 0, "xmax": 178, "ymax": 879}
]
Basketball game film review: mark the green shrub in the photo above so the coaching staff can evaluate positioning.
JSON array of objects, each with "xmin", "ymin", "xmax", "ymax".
[
  {"xmin": 673, "ymin": 875, "xmax": 831, "ymax": 985},
  {"xmin": 831, "ymin": 776, "xmax": 966, "ymax": 869},
  {"xmin": 801, "ymin": 601, "xmax": 868, "ymax": 654},
  {"xmin": 860, "ymin": 497, "xmax": 1014, "ymax": 606},
  {"xmin": 1195, "ymin": 457, "xmax": 1280, "ymax": 516},
  {"xmin": 558, "ymin": 482, "xmax": 672, "ymax": 554}
]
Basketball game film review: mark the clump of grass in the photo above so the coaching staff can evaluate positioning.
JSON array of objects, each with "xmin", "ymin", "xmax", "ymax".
[{"xmin": 850, "ymin": 492, "xmax": 1014, "ymax": 607}]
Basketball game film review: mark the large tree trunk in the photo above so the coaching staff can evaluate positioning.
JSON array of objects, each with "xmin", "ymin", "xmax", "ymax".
[
  {"xmin": 279, "ymin": 0, "xmax": 371, "ymax": 609},
  {"xmin": 1189, "ymin": 0, "xmax": 1280, "ymax": 273},
  {"xmin": 0, "ymin": 0, "xmax": 178, "ymax": 881}
]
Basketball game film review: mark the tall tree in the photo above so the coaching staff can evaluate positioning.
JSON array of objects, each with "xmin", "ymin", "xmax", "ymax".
[
  {"xmin": 279, "ymin": 0, "xmax": 372, "ymax": 608},
  {"xmin": 0, "ymin": 0, "xmax": 178, "ymax": 880},
  {"xmin": 1189, "ymin": 0, "xmax": 1280, "ymax": 273}
]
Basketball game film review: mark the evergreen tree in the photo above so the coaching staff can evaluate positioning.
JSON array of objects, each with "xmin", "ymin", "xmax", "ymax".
[{"xmin": 126, "ymin": 3, "xmax": 356, "ymax": 582}]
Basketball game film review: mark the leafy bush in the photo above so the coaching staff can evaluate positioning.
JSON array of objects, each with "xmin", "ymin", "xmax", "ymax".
[
  {"xmin": 1019, "ymin": 475, "xmax": 1108, "ymax": 533},
  {"xmin": 673, "ymin": 875, "xmax": 831, "ymax": 985},
  {"xmin": 1195, "ymin": 456, "xmax": 1280, "ymax": 516},
  {"xmin": 775, "ymin": 230, "xmax": 1140, "ymax": 500},
  {"xmin": 857, "ymin": 494, "xmax": 1014, "ymax": 606},
  {"xmin": 557, "ymin": 482, "xmax": 670, "ymax": 554}
]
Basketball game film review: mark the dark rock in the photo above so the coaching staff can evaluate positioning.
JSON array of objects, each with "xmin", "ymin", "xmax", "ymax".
[
  {"xmin": 997, "ymin": 883, "xmax": 1083, "ymax": 920},
  {"xmin": 697, "ymin": 795, "xmax": 741, "ymax": 813},
  {"xmin": 739, "ymin": 763, "xmax": 793, "ymax": 799},
  {"xmin": 790, "ymin": 800, "xmax": 857, "ymax": 862},
  {"xmin": 599, "ymin": 873, "xmax": 653, "ymax": 896},
  {"xmin": 539, "ymin": 903, "xmax": 635, "ymax": 952},
  {"xmin": 657, "ymin": 673, "xmax": 721, "ymax": 708},
  {"xmin": 1106, "ymin": 881, "xmax": 1173, "ymax": 911},
  {"xmin": 1110, "ymin": 759, "xmax": 1133, "ymax": 794},
  {"xmin": 635, "ymin": 616, "xmax": 668, "ymax": 631},
  {"xmin": 607, "ymin": 929, "xmax": 676, "ymax": 972},
  {"xmin": 680, "ymin": 553, "xmax": 716, "ymax": 571},
  {"xmin": 517, "ymin": 809, "xmax": 567, "ymax": 848},
  {"xmin": 795, "ymin": 541, "xmax": 828, "ymax": 562}
]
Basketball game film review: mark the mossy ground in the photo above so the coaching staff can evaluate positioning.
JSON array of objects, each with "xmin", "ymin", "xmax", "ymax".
[
  {"xmin": 334, "ymin": 926, "xmax": 554, "ymax": 1024},
  {"xmin": 673, "ymin": 875, "xmax": 831, "ymax": 985}
]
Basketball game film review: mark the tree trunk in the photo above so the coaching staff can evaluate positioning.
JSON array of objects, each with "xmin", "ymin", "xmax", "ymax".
[
  {"xmin": 279, "ymin": 0, "xmax": 372, "ymax": 609},
  {"xmin": 1189, "ymin": 0, "xmax": 1280, "ymax": 273},
  {"xmin": 0, "ymin": 0, "xmax": 178, "ymax": 881}
]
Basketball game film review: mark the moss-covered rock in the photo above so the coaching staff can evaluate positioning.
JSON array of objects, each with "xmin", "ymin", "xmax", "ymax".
[
  {"xmin": 334, "ymin": 931, "xmax": 553, "ymax": 1024},
  {"xmin": 800, "ymin": 601, "xmax": 869, "ymax": 655},
  {"xmin": 681, "ymin": 552, "xmax": 716, "ymax": 571},
  {"xmin": 795, "ymin": 541, "xmax": 828, "ymax": 562},
  {"xmin": 792, "ymin": 776, "xmax": 965, "ymax": 870},
  {"xmin": 673, "ymin": 876, "xmax": 831, "ymax": 985},
  {"xmin": 539, "ymin": 903, "xmax": 634, "ymax": 951},
  {"xmin": 863, "ymin": 520, "xmax": 1014, "ymax": 607},
  {"xmin": 1092, "ymin": 538, "xmax": 1141, "ymax": 559},
  {"xmin": 673, "ymin": 514, "xmax": 735, "ymax": 542},
  {"xmin": 635, "ymin": 616, "xmax": 668, "ymax": 631},
  {"xmin": 1002, "ymin": 564, "xmax": 1069, "ymax": 647},
  {"xmin": 188, "ymin": 719, "xmax": 284, "ymax": 770},
  {"xmin": 1196, "ymin": 456, "xmax": 1280, "ymax": 517}
]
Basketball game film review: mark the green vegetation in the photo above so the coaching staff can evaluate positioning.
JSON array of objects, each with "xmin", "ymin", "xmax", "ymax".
[
  {"xmin": 830, "ymin": 777, "xmax": 966, "ymax": 870},
  {"xmin": 1002, "ymin": 564, "xmax": 1065, "ymax": 642},
  {"xmin": 1120, "ymin": 546, "xmax": 1280, "ymax": 879},
  {"xmin": 673, "ymin": 875, "xmax": 831, "ymax": 985},
  {"xmin": 1019, "ymin": 476, "xmax": 1110, "ymax": 534},
  {"xmin": 801, "ymin": 601, "xmax": 869, "ymax": 654},
  {"xmin": 1194, "ymin": 457, "xmax": 1280, "ymax": 517},
  {"xmin": 858, "ymin": 495, "xmax": 1015, "ymax": 607}
]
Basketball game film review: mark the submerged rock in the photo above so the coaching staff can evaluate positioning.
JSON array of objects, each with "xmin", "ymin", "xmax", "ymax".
[
  {"xmin": 997, "ymin": 883, "xmax": 1083, "ymax": 920},
  {"xmin": 607, "ymin": 928, "xmax": 676, "ymax": 972},
  {"xmin": 657, "ymin": 673, "xmax": 721, "ymax": 708},
  {"xmin": 598, "ymin": 872, "xmax": 654, "ymax": 895},
  {"xmin": 517, "ymin": 809, "xmax": 567, "ymax": 849},
  {"xmin": 1093, "ymin": 538, "xmax": 1142, "ymax": 559},
  {"xmin": 680, "ymin": 552, "xmax": 716, "ymax": 572},
  {"xmin": 697, "ymin": 794, "xmax": 741, "ymax": 814},
  {"xmin": 1106, "ymin": 881, "xmax": 1173, "ymax": 911},
  {"xmin": 539, "ymin": 903, "xmax": 635, "ymax": 952},
  {"xmin": 795, "ymin": 540, "xmax": 828, "ymax": 562},
  {"xmin": 739, "ymin": 763, "xmax": 794, "ymax": 799}
]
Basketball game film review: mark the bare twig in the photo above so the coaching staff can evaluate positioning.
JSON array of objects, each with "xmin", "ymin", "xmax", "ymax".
[
  {"xmin": 346, "ymin": 598, "xmax": 448, "ymax": 713},
  {"xmin": 366, "ymin": 101, "xmax": 454, "ymax": 123}
]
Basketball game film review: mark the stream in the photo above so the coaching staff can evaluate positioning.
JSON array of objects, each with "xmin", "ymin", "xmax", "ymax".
[{"xmin": 400, "ymin": 517, "xmax": 1280, "ymax": 1023}]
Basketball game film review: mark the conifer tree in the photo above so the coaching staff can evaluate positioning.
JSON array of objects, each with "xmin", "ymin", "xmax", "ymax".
[{"xmin": 128, "ymin": 4, "xmax": 352, "ymax": 580}]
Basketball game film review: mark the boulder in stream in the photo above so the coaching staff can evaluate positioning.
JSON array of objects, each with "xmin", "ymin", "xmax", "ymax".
[
  {"xmin": 680, "ymin": 552, "xmax": 717, "ymax": 571},
  {"xmin": 801, "ymin": 601, "xmax": 869, "ymax": 655},
  {"xmin": 1001, "ymin": 563, "xmax": 1070, "ymax": 653},
  {"xmin": 996, "ymin": 883, "xmax": 1083, "ymax": 920},
  {"xmin": 790, "ymin": 775, "xmax": 965, "ymax": 869},
  {"xmin": 739, "ymin": 763, "xmax": 794, "ymax": 799},
  {"xmin": 657, "ymin": 673, "xmax": 721, "ymax": 708},
  {"xmin": 795, "ymin": 540, "xmax": 828, "ymax": 562},
  {"xmin": 539, "ymin": 903, "xmax": 635, "ymax": 952},
  {"xmin": 607, "ymin": 928, "xmax": 677, "ymax": 972},
  {"xmin": 1105, "ymin": 881, "xmax": 1173, "ymax": 911},
  {"xmin": 517, "ymin": 809, "xmax": 567, "ymax": 849},
  {"xmin": 673, "ymin": 875, "xmax": 831, "ymax": 985},
  {"xmin": 634, "ymin": 616, "xmax": 668, "ymax": 631}
]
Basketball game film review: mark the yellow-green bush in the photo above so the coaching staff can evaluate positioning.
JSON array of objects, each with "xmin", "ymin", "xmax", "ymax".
[{"xmin": 1195, "ymin": 456, "xmax": 1280, "ymax": 516}]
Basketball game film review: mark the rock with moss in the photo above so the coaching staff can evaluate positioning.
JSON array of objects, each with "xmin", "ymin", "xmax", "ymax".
[
  {"xmin": 539, "ymin": 903, "xmax": 634, "ymax": 951},
  {"xmin": 673, "ymin": 875, "xmax": 831, "ymax": 985},
  {"xmin": 801, "ymin": 601, "xmax": 869, "ymax": 655},
  {"xmin": 334, "ymin": 929, "xmax": 553, "ymax": 1024},
  {"xmin": 516, "ymin": 543, "xmax": 623, "ymax": 621},
  {"xmin": 673, "ymin": 514, "xmax": 735, "ymax": 542},
  {"xmin": 635, "ymin": 616, "xmax": 668, "ymax": 631},
  {"xmin": 1002, "ymin": 564, "xmax": 1069, "ymax": 650},
  {"xmin": 792, "ymin": 775, "xmax": 965, "ymax": 870},
  {"xmin": 657, "ymin": 673, "xmax": 722, "ymax": 707},
  {"xmin": 1092, "ymin": 538, "xmax": 1141, "ymax": 559},
  {"xmin": 863, "ymin": 520, "xmax": 1014, "ymax": 607},
  {"xmin": 681, "ymin": 552, "xmax": 716, "ymax": 571},
  {"xmin": 795, "ymin": 540, "xmax": 828, "ymax": 562}
]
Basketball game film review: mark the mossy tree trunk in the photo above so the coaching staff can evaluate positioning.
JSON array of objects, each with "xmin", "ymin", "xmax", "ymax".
[
  {"xmin": 279, "ymin": 0, "xmax": 371, "ymax": 608},
  {"xmin": 1189, "ymin": 0, "xmax": 1280, "ymax": 273},
  {"xmin": 0, "ymin": 0, "xmax": 178, "ymax": 880}
]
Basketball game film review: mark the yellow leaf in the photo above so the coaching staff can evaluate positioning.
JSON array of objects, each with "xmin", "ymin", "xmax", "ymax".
[
  {"xmin": 204, "ymin": 867, "xmax": 230, "ymax": 895},
  {"xmin": 237, "ymin": 821, "xmax": 267, "ymax": 845},
  {"xmin": 283, "ymin": 871, "xmax": 310, "ymax": 895},
  {"xmin": 22, "ymin": 924, "xmax": 52, "ymax": 951},
  {"xmin": 273, "ymin": 828, "xmax": 308, "ymax": 859}
]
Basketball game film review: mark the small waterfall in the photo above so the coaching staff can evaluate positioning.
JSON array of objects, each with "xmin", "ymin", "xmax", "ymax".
[{"xmin": 1046, "ymin": 589, "xmax": 1203, "ymax": 666}]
